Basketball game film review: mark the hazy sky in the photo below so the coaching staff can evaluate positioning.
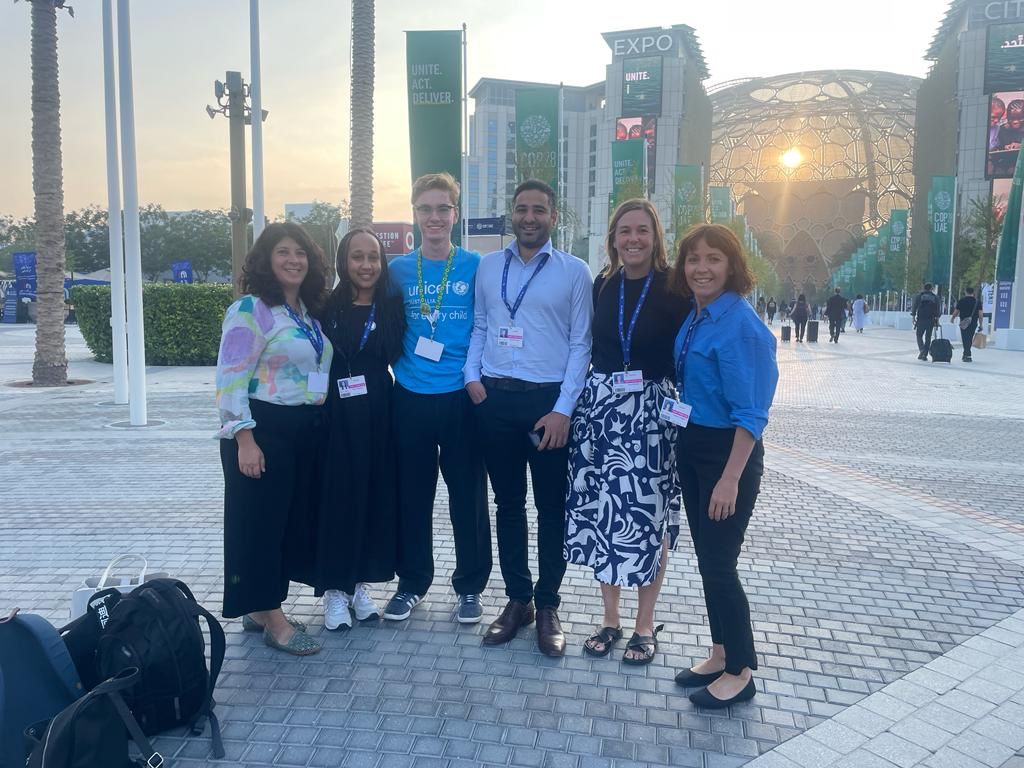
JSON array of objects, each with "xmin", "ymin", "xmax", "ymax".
[{"xmin": 0, "ymin": 1, "xmax": 942, "ymax": 222}]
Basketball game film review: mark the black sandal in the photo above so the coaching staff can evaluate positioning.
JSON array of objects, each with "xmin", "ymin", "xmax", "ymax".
[
  {"xmin": 583, "ymin": 625, "xmax": 623, "ymax": 657},
  {"xmin": 622, "ymin": 624, "xmax": 664, "ymax": 666}
]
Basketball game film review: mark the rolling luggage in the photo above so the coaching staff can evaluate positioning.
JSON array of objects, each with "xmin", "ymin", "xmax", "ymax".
[
  {"xmin": 781, "ymin": 324, "xmax": 791, "ymax": 342},
  {"xmin": 929, "ymin": 327, "xmax": 953, "ymax": 363},
  {"xmin": 806, "ymin": 320, "xmax": 819, "ymax": 343}
]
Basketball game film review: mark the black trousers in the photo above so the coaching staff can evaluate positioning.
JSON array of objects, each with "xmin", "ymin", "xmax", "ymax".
[
  {"xmin": 960, "ymin": 321, "xmax": 977, "ymax": 356},
  {"xmin": 392, "ymin": 385, "xmax": 491, "ymax": 597},
  {"xmin": 221, "ymin": 399, "xmax": 327, "ymax": 619},
  {"xmin": 828, "ymin": 317, "xmax": 842, "ymax": 341},
  {"xmin": 676, "ymin": 424, "xmax": 763, "ymax": 674},
  {"xmin": 793, "ymin": 319, "xmax": 807, "ymax": 340},
  {"xmin": 915, "ymin": 323, "xmax": 934, "ymax": 353},
  {"xmin": 475, "ymin": 383, "xmax": 569, "ymax": 610}
]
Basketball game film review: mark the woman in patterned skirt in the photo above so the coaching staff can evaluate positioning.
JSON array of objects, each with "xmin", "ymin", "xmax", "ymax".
[{"xmin": 563, "ymin": 199, "xmax": 690, "ymax": 664}]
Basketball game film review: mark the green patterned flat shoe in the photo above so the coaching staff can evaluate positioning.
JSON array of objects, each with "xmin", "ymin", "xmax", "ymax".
[
  {"xmin": 242, "ymin": 614, "xmax": 306, "ymax": 633},
  {"xmin": 263, "ymin": 628, "xmax": 321, "ymax": 656}
]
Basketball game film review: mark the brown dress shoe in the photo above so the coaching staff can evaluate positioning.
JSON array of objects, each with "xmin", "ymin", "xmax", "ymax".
[
  {"xmin": 536, "ymin": 607, "xmax": 566, "ymax": 657},
  {"xmin": 482, "ymin": 600, "xmax": 534, "ymax": 645}
]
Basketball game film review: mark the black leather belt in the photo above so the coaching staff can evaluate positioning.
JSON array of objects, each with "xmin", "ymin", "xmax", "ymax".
[{"xmin": 481, "ymin": 376, "xmax": 561, "ymax": 392}]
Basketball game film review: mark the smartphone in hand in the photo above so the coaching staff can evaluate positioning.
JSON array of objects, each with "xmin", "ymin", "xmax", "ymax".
[{"xmin": 528, "ymin": 427, "xmax": 545, "ymax": 449}]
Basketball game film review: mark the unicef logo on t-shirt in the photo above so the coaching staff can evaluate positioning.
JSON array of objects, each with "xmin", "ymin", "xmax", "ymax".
[{"xmin": 452, "ymin": 280, "xmax": 470, "ymax": 297}]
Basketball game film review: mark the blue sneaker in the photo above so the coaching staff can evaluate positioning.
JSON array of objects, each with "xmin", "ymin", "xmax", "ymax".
[
  {"xmin": 383, "ymin": 591, "xmax": 422, "ymax": 621},
  {"xmin": 457, "ymin": 593, "xmax": 483, "ymax": 624}
]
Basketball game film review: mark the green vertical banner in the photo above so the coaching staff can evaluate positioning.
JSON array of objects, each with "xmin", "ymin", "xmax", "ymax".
[
  {"xmin": 673, "ymin": 165, "xmax": 703, "ymax": 236},
  {"xmin": 997, "ymin": 147, "xmax": 1024, "ymax": 281},
  {"xmin": 865, "ymin": 235, "xmax": 881, "ymax": 292},
  {"xmin": 406, "ymin": 30, "xmax": 463, "ymax": 245},
  {"xmin": 515, "ymin": 87, "xmax": 560, "ymax": 188},
  {"xmin": 709, "ymin": 186, "xmax": 732, "ymax": 223},
  {"xmin": 611, "ymin": 139, "xmax": 647, "ymax": 209},
  {"xmin": 888, "ymin": 209, "xmax": 908, "ymax": 259},
  {"xmin": 928, "ymin": 176, "xmax": 956, "ymax": 286}
]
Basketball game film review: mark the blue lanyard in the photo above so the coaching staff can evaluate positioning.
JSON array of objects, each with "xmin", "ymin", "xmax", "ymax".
[
  {"xmin": 618, "ymin": 269, "xmax": 654, "ymax": 371},
  {"xmin": 675, "ymin": 307, "xmax": 706, "ymax": 397},
  {"xmin": 284, "ymin": 303, "xmax": 324, "ymax": 367},
  {"xmin": 502, "ymin": 252, "xmax": 550, "ymax": 322},
  {"xmin": 356, "ymin": 303, "xmax": 377, "ymax": 355}
]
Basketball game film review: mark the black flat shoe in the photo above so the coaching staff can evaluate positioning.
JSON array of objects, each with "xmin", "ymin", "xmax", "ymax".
[
  {"xmin": 674, "ymin": 667, "xmax": 725, "ymax": 687},
  {"xmin": 689, "ymin": 678, "xmax": 756, "ymax": 709}
]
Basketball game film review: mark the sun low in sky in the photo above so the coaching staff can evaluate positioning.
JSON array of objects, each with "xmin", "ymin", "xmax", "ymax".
[{"xmin": 0, "ymin": 0, "xmax": 935, "ymax": 222}]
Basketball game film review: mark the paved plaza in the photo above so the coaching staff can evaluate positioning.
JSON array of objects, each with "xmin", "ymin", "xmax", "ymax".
[{"xmin": 2, "ymin": 322, "xmax": 1024, "ymax": 768}]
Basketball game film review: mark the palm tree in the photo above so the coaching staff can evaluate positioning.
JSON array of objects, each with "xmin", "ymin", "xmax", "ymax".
[
  {"xmin": 348, "ymin": 0, "xmax": 374, "ymax": 228},
  {"xmin": 26, "ymin": 0, "xmax": 72, "ymax": 385}
]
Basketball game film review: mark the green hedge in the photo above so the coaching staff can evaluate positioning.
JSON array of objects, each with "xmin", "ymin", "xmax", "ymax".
[{"xmin": 72, "ymin": 284, "xmax": 234, "ymax": 365}]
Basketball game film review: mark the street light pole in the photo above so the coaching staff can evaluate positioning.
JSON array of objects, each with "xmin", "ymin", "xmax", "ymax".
[
  {"xmin": 226, "ymin": 71, "xmax": 248, "ymax": 293},
  {"xmin": 249, "ymin": 1, "xmax": 265, "ymax": 239}
]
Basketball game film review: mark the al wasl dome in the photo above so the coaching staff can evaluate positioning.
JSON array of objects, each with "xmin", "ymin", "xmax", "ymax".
[{"xmin": 710, "ymin": 70, "xmax": 919, "ymax": 296}]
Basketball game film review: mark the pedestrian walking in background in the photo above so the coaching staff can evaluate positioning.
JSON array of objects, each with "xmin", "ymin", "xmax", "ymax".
[
  {"xmin": 766, "ymin": 297, "xmax": 777, "ymax": 326},
  {"xmin": 790, "ymin": 294, "xmax": 810, "ymax": 342},
  {"xmin": 216, "ymin": 222, "xmax": 333, "ymax": 656},
  {"xmin": 951, "ymin": 286, "xmax": 983, "ymax": 362},
  {"xmin": 564, "ymin": 199, "xmax": 690, "ymax": 665},
  {"xmin": 315, "ymin": 229, "xmax": 406, "ymax": 631},
  {"xmin": 825, "ymin": 288, "xmax": 846, "ymax": 343},
  {"xmin": 385, "ymin": 173, "xmax": 492, "ymax": 625},
  {"xmin": 670, "ymin": 223, "xmax": 779, "ymax": 709},
  {"xmin": 465, "ymin": 179, "xmax": 593, "ymax": 657},
  {"xmin": 755, "ymin": 296, "xmax": 766, "ymax": 323},
  {"xmin": 852, "ymin": 294, "xmax": 868, "ymax": 333},
  {"xmin": 912, "ymin": 282, "xmax": 941, "ymax": 360}
]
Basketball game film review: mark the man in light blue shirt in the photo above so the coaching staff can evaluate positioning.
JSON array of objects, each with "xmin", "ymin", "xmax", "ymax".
[
  {"xmin": 383, "ymin": 173, "xmax": 491, "ymax": 626},
  {"xmin": 464, "ymin": 179, "xmax": 593, "ymax": 656}
]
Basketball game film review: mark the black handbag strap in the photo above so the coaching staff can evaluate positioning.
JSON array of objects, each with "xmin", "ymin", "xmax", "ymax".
[{"xmin": 108, "ymin": 689, "xmax": 164, "ymax": 768}]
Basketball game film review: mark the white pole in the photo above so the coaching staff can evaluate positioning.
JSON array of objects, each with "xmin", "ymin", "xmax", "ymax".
[
  {"xmin": 102, "ymin": 0, "xmax": 128, "ymax": 405},
  {"xmin": 461, "ymin": 23, "xmax": 468, "ymax": 247},
  {"xmin": 947, "ymin": 176, "xmax": 958, "ymax": 316},
  {"xmin": 559, "ymin": 81, "xmax": 565, "ymax": 249},
  {"xmin": 249, "ymin": 0, "xmax": 265, "ymax": 239},
  {"xmin": 117, "ymin": 0, "xmax": 147, "ymax": 426}
]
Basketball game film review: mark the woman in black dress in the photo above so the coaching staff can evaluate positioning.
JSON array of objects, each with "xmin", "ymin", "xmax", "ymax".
[{"xmin": 316, "ymin": 228, "xmax": 405, "ymax": 630}]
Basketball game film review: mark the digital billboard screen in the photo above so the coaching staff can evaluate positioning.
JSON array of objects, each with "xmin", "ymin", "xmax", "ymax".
[
  {"xmin": 622, "ymin": 56, "xmax": 663, "ymax": 116},
  {"xmin": 615, "ymin": 116, "xmax": 657, "ymax": 194},
  {"xmin": 987, "ymin": 91, "xmax": 1024, "ymax": 178},
  {"xmin": 993, "ymin": 177, "xmax": 1013, "ymax": 220},
  {"xmin": 985, "ymin": 23, "xmax": 1024, "ymax": 93}
]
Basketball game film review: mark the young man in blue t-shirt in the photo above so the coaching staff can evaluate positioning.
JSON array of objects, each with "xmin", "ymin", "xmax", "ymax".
[{"xmin": 384, "ymin": 172, "xmax": 491, "ymax": 624}]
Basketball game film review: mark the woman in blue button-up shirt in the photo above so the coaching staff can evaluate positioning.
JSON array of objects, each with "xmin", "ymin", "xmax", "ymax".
[{"xmin": 669, "ymin": 224, "xmax": 779, "ymax": 709}]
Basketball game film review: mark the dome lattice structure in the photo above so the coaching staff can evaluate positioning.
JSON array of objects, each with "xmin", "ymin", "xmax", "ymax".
[{"xmin": 710, "ymin": 70, "xmax": 919, "ymax": 292}]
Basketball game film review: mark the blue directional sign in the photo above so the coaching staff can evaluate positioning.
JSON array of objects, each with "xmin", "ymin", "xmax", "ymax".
[
  {"xmin": 13, "ymin": 251, "xmax": 37, "ymax": 300},
  {"xmin": 172, "ymin": 261, "xmax": 194, "ymax": 284},
  {"xmin": 468, "ymin": 216, "xmax": 506, "ymax": 236}
]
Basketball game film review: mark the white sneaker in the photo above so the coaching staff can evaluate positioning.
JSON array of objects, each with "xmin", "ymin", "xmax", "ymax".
[
  {"xmin": 323, "ymin": 589, "xmax": 352, "ymax": 631},
  {"xmin": 352, "ymin": 583, "xmax": 380, "ymax": 621}
]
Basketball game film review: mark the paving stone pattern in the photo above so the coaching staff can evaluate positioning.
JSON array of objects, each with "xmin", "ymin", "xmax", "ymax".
[{"xmin": 2, "ymin": 325, "xmax": 1023, "ymax": 767}]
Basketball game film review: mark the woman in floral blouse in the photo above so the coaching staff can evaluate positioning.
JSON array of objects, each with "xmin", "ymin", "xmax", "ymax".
[{"xmin": 216, "ymin": 221, "xmax": 332, "ymax": 656}]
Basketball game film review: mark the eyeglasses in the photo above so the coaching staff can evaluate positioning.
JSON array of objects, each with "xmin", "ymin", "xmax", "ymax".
[{"xmin": 414, "ymin": 204, "xmax": 456, "ymax": 216}]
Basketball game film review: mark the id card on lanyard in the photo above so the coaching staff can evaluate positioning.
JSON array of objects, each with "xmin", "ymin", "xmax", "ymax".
[
  {"xmin": 284, "ymin": 303, "xmax": 328, "ymax": 394},
  {"xmin": 414, "ymin": 247, "xmax": 455, "ymax": 361},
  {"xmin": 611, "ymin": 270, "xmax": 653, "ymax": 394},
  {"xmin": 665, "ymin": 308, "xmax": 705, "ymax": 427},
  {"xmin": 336, "ymin": 304, "xmax": 375, "ymax": 398},
  {"xmin": 499, "ymin": 251, "xmax": 550, "ymax": 348}
]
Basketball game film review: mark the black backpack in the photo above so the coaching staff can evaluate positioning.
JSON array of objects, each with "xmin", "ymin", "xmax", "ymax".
[
  {"xmin": 24, "ymin": 668, "xmax": 161, "ymax": 768},
  {"xmin": 62, "ymin": 579, "xmax": 225, "ymax": 759}
]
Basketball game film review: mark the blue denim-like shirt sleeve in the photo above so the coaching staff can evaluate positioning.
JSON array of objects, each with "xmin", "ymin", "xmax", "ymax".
[
  {"xmin": 716, "ymin": 328, "xmax": 778, "ymax": 440},
  {"xmin": 553, "ymin": 259, "xmax": 594, "ymax": 416}
]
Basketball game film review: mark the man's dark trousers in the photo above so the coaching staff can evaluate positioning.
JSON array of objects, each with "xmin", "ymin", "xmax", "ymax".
[
  {"xmin": 916, "ymin": 323, "xmax": 935, "ymax": 354},
  {"xmin": 828, "ymin": 317, "xmax": 842, "ymax": 341},
  {"xmin": 475, "ymin": 381, "xmax": 568, "ymax": 610},
  {"xmin": 960, "ymin": 321, "xmax": 978, "ymax": 358},
  {"xmin": 392, "ymin": 384, "xmax": 492, "ymax": 597}
]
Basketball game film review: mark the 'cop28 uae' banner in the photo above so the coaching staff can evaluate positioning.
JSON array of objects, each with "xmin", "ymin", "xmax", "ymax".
[
  {"xmin": 709, "ymin": 186, "xmax": 731, "ymax": 223},
  {"xmin": 929, "ymin": 176, "xmax": 956, "ymax": 286},
  {"xmin": 673, "ymin": 165, "xmax": 703, "ymax": 236},
  {"xmin": 515, "ymin": 87, "xmax": 560, "ymax": 188},
  {"xmin": 406, "ymin": 30, "xmax": 462, "ymax": 245},
  {"xmin": 888, "ymin": 209, "xmax": 908, "ymax": 262},
  {"xmin": 611, "ymin": 139, "xmax": 646, "ymax": 209}
]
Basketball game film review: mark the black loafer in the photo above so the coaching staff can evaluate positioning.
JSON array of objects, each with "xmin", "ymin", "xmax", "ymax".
[
  {"xmin": 674, "ymin": 668, "xmax": 725, "ymax": 687},
  {"xmin": 689, "ymin": 678, "xmax": 756, "ymax": 709}
]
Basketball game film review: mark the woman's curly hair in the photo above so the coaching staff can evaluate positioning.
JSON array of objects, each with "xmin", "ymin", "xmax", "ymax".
[{"xmin": 240, "ymin": 221, "xmax": 329, "ymax": 314}]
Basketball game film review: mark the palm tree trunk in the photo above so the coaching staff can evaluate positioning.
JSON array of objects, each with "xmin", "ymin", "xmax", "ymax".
[
  {"xmin": 30, "ymin": 0, "xmax": 68, "ymax": 385},
  {"xmin": 349, "ymin": 0, "xmax": 374, "ymax": 228}
]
